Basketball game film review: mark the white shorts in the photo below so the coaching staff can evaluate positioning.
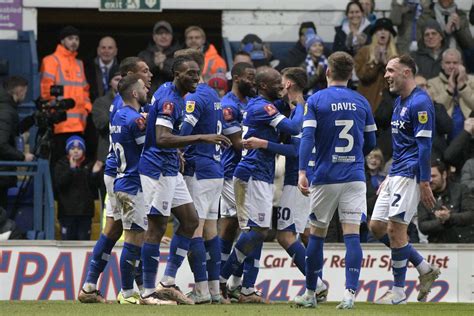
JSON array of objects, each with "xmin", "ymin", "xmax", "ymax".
[
  {"xmin": 277, "ymin": 185, "xmax": 311, "ymax": 233},
  {"xmin": 115, "ymin": 191, "xmax": 147, "ymax": 231},
  {"xmin": 140, "ymin": 173, "xmax": 193, "ymax": 217},
  {"xmin": 371, "ymin": 176, "xmax": 420, "ymax": 224},
  {"xmin": 234, "ymin": 177, "xmax": 273, "ymax": 229},
  {"xmin": 184, "ymin": 175, "xmax": 223, "ymax": 220},
  {"xmin": 309, "ymin": 181, "xmax": 366, "ymax": 228},
  {"xmin": 104, "ymin": 174, "xmax": 121, "ymax": 221},
  {"xmin": 220, "ymin": 179, "xmax": 237, "ymax": 218}
]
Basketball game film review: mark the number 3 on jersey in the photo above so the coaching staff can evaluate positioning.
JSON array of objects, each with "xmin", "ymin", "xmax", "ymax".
[
  {"xmin": 335, "ymin": 119, "xmax": 354, "ymax": 153},
  {"xmin": 112, "ymin": 142, "xmax": 127, "ymax": 174}
]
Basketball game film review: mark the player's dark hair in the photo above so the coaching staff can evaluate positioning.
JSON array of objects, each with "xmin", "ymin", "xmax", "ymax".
[
  {"xmin": 328, "ymin": 51, "xmax": 353, "ymax": 81},
  {"xmin": 234, "ymin": 50, "xmax": 251, "ymax": 58},
  {"xmin": 174, "ymin": 48, "xmax": 204, "ymax": 70},
  {"xmin": 397, "ymin": 54, "xmax": 417, "ymax": 76},
  {"xmin": 281, "ymin": 67, "xmax": 307, "ymax": 92},
  {"xmin": 431, "ymin": 158, "xmax": 447, "ymax": 174},
  {"xmin": 172, "ymin": 56, "xmax": 195, "ymax": 75},
  {"xmin": 119, "ymin": 57, "xmax": 144, "ymax": 77},
  {"xmin": 2, "ymin": 75, "xmax": 28, "ymax": 93},
  {"xmin": 231, "ymin": 62, "xmax": 254, "ymax": 78},
  {"xmin": 118, "ymin": 74, "xmax": 141, "ymax": 100}
]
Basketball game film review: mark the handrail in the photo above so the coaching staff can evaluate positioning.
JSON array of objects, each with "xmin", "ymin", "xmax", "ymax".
[{"xmin": 0, "ymin": 159, "xmax": 54, "ymax": 239}]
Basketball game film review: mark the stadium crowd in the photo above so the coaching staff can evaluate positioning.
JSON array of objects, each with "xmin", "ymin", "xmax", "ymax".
[{"xmin": 0, "ymin": 0, "xmax": 473, "ymax": 307}]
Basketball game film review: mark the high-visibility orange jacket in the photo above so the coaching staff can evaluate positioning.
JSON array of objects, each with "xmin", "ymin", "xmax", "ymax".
[
  {"xmin": 203, "ymin": 44, "xmax": 227, "ymax": 81},
  {"xmin": 40, "ymin": 44, "xmax": 92, "ymax": 134}
]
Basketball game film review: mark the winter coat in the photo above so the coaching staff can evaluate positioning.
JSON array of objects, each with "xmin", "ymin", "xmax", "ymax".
[{"xmin": 91, "ymin": 89, "xmax": 115, "ymax": 162}]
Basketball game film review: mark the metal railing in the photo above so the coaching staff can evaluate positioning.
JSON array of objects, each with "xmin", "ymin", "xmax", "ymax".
[{"xmin": 0, "ymin": 159, "xmax": 54, "ymax": 239}]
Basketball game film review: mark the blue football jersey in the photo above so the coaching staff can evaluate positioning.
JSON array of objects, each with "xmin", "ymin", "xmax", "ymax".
[
  {"xmin": 139, "ymin": 82, "xmax": 184, "ymax": 179},
  {"xmin": 111, "ymin": 105, "xmax": 146, "ymax": 195},
  {"xmin": 221, "ymin": 91, "xmax": 247, "ymax": 180},
  {"xmin": 104, "ymin": 94, "xmax": 124, "ymax": 177},
  {"xmin": 390, "ymin": 87, "xmax": 434, "ymax": 180},
  {"xmin": 234, "ymin": 96, "xmax": 296, "ymax": 183},
  {"xmin": 303, "ymin": 86, "xmax": 376, "ymax": 185},
  {"xmin": 182, "ymin": 84, "xmax": 224, "ymax": 179}
]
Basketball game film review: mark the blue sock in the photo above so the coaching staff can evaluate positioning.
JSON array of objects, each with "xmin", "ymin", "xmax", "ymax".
[
  {"xmin": 380, "ymin": 234, "xmax": 423, "ymax": 266},
  {"xmin": 233, "ymin": 262, "xmax": 244, "ymax": 278},
  {"xmin": 164, "ymin": 234, "xmax": 191, "ymax": 279},
  {"xmin": 305, "ymin": 235, "xmax": 324, "ymax": 291},
  {"xmin": 392, "ymin": 244, "xmax": 411, "ymax": 288},
  {"xmin": 286, "ymin": 241, "xmax": 306, "ymax": 275},
  {"xmin": 220, "ymin": 230, "xmax": 264, "ymax": 280},
  {"xmin": 242, "ymin": 241, "xmax": 263, "ymax": 289},
  {"xmin": 85, "ymin": 234, "xmax": 116, "ymax": 285},
  {"xmin": 219, "ymin": 237, "xmax": 233, "ymax": 274},
  {"xmin": 189, "ymin": 237, "xmax": 208, "ymax": 282},
  {"xmin": 344, "ymin": 234, "xmax": 363, "ymax": 291},
  {"xmin": 205, "ymin": 236, "xmax": 221, "ymax": 282},
  {"xmin": 135, "ymin": 259, "xmax": 143, "ymax": 287},
  {"xmin": 142, "ymin": 242, "xmax": 160, "ymax": 290},
  {"xmin": 120, "ymin": 242, "xmax": 141, "ymax": 291}
]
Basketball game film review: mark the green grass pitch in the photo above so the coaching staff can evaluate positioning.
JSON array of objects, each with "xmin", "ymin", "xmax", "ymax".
[{"xmin": 1, "ymin": 301, "xmax": 474, "ymax": 316}]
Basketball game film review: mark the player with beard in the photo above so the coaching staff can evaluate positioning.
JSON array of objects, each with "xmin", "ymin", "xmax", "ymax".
[
  {"xmin": 79, "ymin": 57, "xmax": 152, "ymax": 303},
  {"xmin": 219, "ymin": 67, "xmax": 304, "ymax": 303},
  {"xmin": 218, "ymin": 62, "xmax": 256, "ymax": 300},
  {"xmin": 139, "ymin": 56, "xmax": 231, "ymax": 305}
]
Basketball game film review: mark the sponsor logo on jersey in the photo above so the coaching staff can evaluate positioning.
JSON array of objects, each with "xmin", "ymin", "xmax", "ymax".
[
  {"xmin": 223, "ymin": 107, "xmax": 233, "ymax": 121},
  {"xmin": 186, "ymin": 101, "xmax": 195, "ymax": 113},
  {"xmin": 264, "ymin": 104, "xmax": 277, "ymax": 116},
  {"xmin": 135, "ymin": 116, "xmax": 146, "ymax": 131},
  {"xmin": 418, "ymin": 111, "xmax": 428, "ymax": 124},
  {"xmin": 162, "ymin": 101, "xmax": 174, "ymax": 115}
]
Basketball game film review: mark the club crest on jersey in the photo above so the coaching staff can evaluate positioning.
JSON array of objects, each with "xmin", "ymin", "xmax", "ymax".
[
  {"xmin": 223, "ymin": 107, "xmax": 233, "ymax": 121},
  {"xmin": 186, "ymin": 101, "xmax": 195, "ymax": 113},
  {"xmin": 264, "ymin": 104, "xmax": 277, "ymax": 116},
  {"xmin": 304, "ymin": 103, "xmax": 308, "ymax": 115},
  {"xmin": 418, "ymin": 111, "xmax": 428, "ymax": 124},
  {"xmin": 162, "ymin": 101, "xmax": 174, "ymax": 115},
  {"xmin": 135, "ymin": 117, "xmax": 146, "ymax": 131}
]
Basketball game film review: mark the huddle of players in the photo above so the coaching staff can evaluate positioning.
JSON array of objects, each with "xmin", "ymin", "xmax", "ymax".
[{"xmin": 77, "ymin": 47, "xmax": 440, "ymax": 308}]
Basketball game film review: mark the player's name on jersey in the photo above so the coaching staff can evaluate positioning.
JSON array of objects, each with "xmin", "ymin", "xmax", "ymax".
[
  {"xmin": 331, "ymin": 102, "xmax": 357, "ymax": 111},
  {"xmin": 110, "ymin": 125, "xmax": 122, "ymax": 134}
]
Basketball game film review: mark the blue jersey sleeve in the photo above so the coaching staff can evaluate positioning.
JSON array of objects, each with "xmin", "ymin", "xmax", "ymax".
[
  {"xmin": 299, "ymin": 101, "xmax": 317, "ymax": 171},
  {"xmin": 222, "ymin": 105, "xmax": 241, "ymax": 135},
  {"xmin": 155, "ymin": 98, "xmax": 181, "ymax": 130},
  {"xmin": 266, "ymin": 136, "xmax": 299, "ymax": 158},
  {"xmin": 180, "ymin": 96, "xmax": 202, "ymax": 136},
  {"xmin": 275, "ymin": 103, "xmax": 304, "ymax": 135},
  {"xmin": 411, "ymin": 95, "xmax": 434, "ymax": 182},
  {"xmin": 130, "ymin": 115, "xmax": 147, "ymax": 145},
  {"xmin": 363, "ymin": 101, "xmax": 377, "ymax": 155}
]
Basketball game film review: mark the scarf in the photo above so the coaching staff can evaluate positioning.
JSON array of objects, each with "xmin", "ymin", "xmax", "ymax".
[
  {"xmin": 305, "ymin": 54, "xmax": 328, "ymax": 94},
  {"xmin": 434, "ymin": 2, "xmax": 458, "ymax": 48}
]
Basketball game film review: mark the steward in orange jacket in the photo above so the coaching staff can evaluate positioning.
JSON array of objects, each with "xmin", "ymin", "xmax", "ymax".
[{"xmin": 40, "ymin": 26, "xmax": 91, "ymax": 135}]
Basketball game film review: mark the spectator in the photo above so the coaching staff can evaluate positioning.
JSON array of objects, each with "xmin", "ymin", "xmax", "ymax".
[
  {"xmin": 92, "ymin": 71, "xmax": 121, "ymax": 166},
  {"xmin": 417, "ymin": 0, "xmax": 473, "ymax": 51},
  {"xmin": 444, "ymin": 114, "xmax": 474, "ymax": 179},
  {"xmin": 40, "ymin": 26, "xmax": 92, "ymax": 166},
  {"xmin": 418, "ymin": 159, "xmax": 474, "ymax": 243},
  {"xmin": 279, "ymin": 21, "xmax": 317, "ymax": 70},
  {"xmin": 54, "ymin": 136, "xmax": 101, "ymax": 240},
  {"xmin": 415, "ymin": 74, "xmax": 452, "ymax": 158},
  {"xmin": 355, "ymin": 18, "xmax": 398, "ymax": 112},
  {"xmin": 233, "ymin": 50, "xmax": 252, "ymax": 66},
  {"xmin": 240, "ymin": 34, "xmax": 275, "ymax": 68},
  {"xmin": 85, "ymin": 36, "xmax": 119, "ymax": 103},
  {"xmin": 333, "ymin": 1, "xmax": 372, "ymax": 57},
  {"xmin": 138, "ymin": 20, "xmax": 181, "ymax": 92},
  {"xmin": 359, "ymin": 0, "xmax": 377, "ymax": 25},
  {"xmin": 207, "ymin": 73, "xmax": 228, "ymax": 98},
  {"xmin": 428, "ymin": 48, "xmax": 474, "ymax": 141},
  {"xmin": 390, "ymin": 0, "xmax": 431, "ymax": 54},
  {"xmin": 411, "ymin": 19, "xmax": 448, "ymax": 79},
  {"xmin": 461, "ymin": 158, "xmax": 474, "ymax": 190},
  {"xmin": 301, "ymin": 28, "xmax": 327, "ymax": 94},
  {"xmin": 185, "ymin": 25, "xmax": 227, "ymax": 81},
  {"xmin": 373, "ymin": 89, "xmax": 397, "ymax": 161},
  {"xmin": 0, "ymin": 76, "xmax": 35, "ymax": 210},
  {"xmin": 365, "ymin": 148, "xmax": 386, "ymax": 218}
]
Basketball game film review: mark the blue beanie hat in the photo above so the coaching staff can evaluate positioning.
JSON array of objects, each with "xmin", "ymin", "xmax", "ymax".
[
  {"xmin": 305, "ymin": 28, "xmax": 324, "ymax": 52},
  {"xmin": 65, "ymin": 135, "xmax": 85, "ymax": 152}
]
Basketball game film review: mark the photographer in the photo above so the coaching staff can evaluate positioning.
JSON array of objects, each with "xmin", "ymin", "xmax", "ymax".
[
  {"xmin": 417, "ymin": 159, "xmax": 474, "ymax": 243},
  {"xmin": 0, "ymin": 76, "xmax": 35, "ymax": 210},
  {"xmin": 427, "ymin": 48, "xmax": 473, "ymax": 142}
]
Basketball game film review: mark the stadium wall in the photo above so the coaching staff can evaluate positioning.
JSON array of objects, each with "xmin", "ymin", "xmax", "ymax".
[{"xmin": 1, "ymin": 241, "xmax": 473, "ymax": 302}]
